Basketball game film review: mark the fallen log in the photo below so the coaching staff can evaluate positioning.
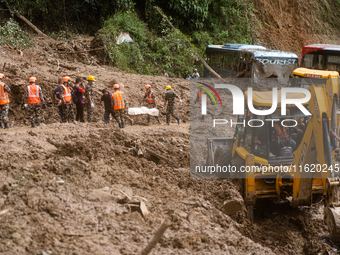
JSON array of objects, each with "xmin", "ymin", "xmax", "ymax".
[
  {"xmin": 141, "ymin": 220, "xmax": 170, "ymax": 255},
  {"xmin": 5, "ymin": 3, "xmax": 51, "ymax": 39},
  {"xmin": 153, "ymin": 6, "xmax": 221, "ymax": 79},
  {"xmin": 145, "ymin": 148, "xmax": 178, "ymax": 167},
  {"xmin": 48, "ymin": 60, "xmax": 77, "ymax": 71}
]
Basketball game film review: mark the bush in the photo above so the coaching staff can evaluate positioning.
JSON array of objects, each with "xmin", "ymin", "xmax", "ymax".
[
  {"xmin": 100, "ymin": 12, "xmax": 198, "ymax": 77},
  {"xmin": 0, "ymin": 19, "xmax": 34, "ymax": 48}
]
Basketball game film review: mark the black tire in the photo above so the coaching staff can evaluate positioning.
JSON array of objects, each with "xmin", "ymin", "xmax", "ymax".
[{"xmin": 214, "ymin": 145, "xmax": 232, "ymax": 178}]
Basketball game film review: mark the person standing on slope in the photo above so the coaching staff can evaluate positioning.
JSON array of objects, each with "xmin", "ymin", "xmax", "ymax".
[
  {"xmin": 140, "ymin": 84, "xmax": 160, "ymax": 125},
  {"xmin": 85, "ymin": 75, "xmax": 95, "ymax": 122},
  {"xmin": 22, "ymin": 77, "xmax": 46, "ymax": 128},
  {"xmin": 162, "ymin": 85, "xmax": 182, "ymax": 125},
  {"xmin": 0, "ymin": 73, "xmax": 11, "ymax": 129}
]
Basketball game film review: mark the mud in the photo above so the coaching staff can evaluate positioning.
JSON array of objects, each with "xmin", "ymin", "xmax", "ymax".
[{"xmin": 0, "ymin": 37, "xmax": 338, "ymax": 254}]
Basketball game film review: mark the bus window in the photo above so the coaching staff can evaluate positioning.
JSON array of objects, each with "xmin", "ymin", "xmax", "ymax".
[
  {"xmin": 302, "ymin": 54, "xmax": 314, "ymax": 68},
  {"xmin": 314, "ymin": 54, "xmax": 325, "ymax": 69},
  {"xmin": 327, "ymin": 55, "xmax": 340, "ymax": 72}
]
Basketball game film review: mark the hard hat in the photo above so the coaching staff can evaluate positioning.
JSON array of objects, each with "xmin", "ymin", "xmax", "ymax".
[
  {"xmin": 166, "ymin": 86, "xmax": 172, "ymax": 90},
  {"xmin": 194, "ymin": 69, "xmax": 197, "ymax": 71},
  {"xmin": 113, "ymin": 84, "xmax": 120, "ymax": 89},
  {"xmin": 0, "ymin": 73, "xmax": 5, "ymax": 79},
  {"xmin": 29, "ymin": 77, "xmax": 37, "ymax": 83},
  {"xmin": 87, "ymin": 75, "xmax": 96, "ymax": 81},
  {"xmin": 62, "ymin": 76, "xmax": 71, "ymax": 82},
  {"xmin": 145, "ymin": 84, "xmax": 151, "ymax": 89}
]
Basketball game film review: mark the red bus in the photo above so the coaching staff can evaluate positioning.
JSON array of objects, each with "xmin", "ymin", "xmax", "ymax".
[{"xmin": 301, "ymin": 44, "xmax": 340, "ymax": 72}]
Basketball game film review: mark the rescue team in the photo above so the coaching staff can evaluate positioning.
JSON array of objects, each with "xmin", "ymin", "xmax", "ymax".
[{"xmin": 0, "ymin": 73, "xmax": 183, "ymax": 129}]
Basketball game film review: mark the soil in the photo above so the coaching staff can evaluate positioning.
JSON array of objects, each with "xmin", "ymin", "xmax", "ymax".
[
  {"xmin": 0, "ymin": 37, "xmax": 338, "ymax": 254},
  {"xmin": 252, "ymin": 0, "xmax": 340, "ymax": 55}
]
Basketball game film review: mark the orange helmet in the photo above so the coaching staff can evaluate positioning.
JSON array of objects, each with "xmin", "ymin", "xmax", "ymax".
[
  {"xmin": 0, "ymin": 73, "xmax": 5, "ymax": 79},
  {"xmin": 63, "ymin": 76, "xmax": 71, "ymax": 82},
  {"xmin": 113, "ymin": 84, "xmax": 120, "ymax": 89},
  {"xmin": 145, "ymin": 84, "xmax": 151, "ymax": 89},
  {"xmin": 29, "ymin": 77, "xmax": 37, "ymax": 83}
]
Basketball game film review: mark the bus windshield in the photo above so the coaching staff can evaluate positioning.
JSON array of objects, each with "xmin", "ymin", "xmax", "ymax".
[{"xmin": 301, "ymin": 45, "xmax": 340, "ymax": 72}]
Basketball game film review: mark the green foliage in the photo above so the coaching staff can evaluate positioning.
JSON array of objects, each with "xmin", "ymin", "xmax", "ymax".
[
  {"xmin": 0, "ymin": 19, "xmax": 33, "ymax": 48},
  {"xmin": 101, "ymin": 12, "xmax": 197, "ymax": 77}
]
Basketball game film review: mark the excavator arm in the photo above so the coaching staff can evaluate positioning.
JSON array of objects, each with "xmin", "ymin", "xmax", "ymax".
[{"xmin": 291, "ymin": 84, "xmax": 340, "ymax": 244}]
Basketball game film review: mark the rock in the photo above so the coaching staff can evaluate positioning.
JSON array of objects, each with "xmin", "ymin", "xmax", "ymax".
[
  {"xmin": 170, "ymin": 137, "xmax": 177, "ymax": 145},
  {"xmin": 12, "ymin": 232, "xmax": 21, "ymax": 240},
  {"xmin": 223, "ymin": 199, "xmax": 245, "ymax": 216},
  {"xmin": 139, "ymin": 201, "xmax": 149, "ymax": 217},
  {"xmin": 87, "ymin": 189, "xmax": 115, "ymax": 203}
]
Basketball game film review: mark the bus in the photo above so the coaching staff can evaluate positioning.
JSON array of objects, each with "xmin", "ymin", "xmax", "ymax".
[
  {"xmin": 204, "ymin": 44, "xmax": 299, "ymax": 84},
  {"xmin": 301, "ymin": 44, "xmax": 340, "ymax": 72}
]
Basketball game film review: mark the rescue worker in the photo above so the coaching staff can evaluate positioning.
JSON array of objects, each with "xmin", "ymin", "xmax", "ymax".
[
  {"xmin": 101, "ymin": 89, "xmax": 120, "ymax": 125},
  {"xmin": 112, "ymin": 84, "xmax": 126, "ymax": 128},
  {"xmin": 22, "ymin": 77, "xmax": 46, "ymax": 128},
  {"xmin": 0, "ymin": 73, "xmax": 11, "ymax": 129},
  {"xmin": 162, "ymin": 85, "xmax": 182, "ymax": 125},
  {"xmin": 73, "ymin": 78, "xmax": 85, "ymax": 122},
  {"xmin": 54, "ymin": 78, "xmax": 63, "ymax": 121},
  {"xmin": 59, "ymin": 76, "xmax": 74, "ymax": 123},
  {"xmin": 85, "ymin": 75, "xmax": 95, "ymax": 122},
  {"xmin": 140, "ymin": 84, "xmax": 160, "ymax": 125},
  {"xmin": 194, "ymin": 89, "xmax": 214, "ymax": 121}
]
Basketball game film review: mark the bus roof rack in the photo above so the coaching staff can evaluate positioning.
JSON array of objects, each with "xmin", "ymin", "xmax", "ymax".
[
  {"xmin": 222, "ymin": 44, "xmax": 266, "ymax": 50},
  {"xmin": 305, "ymin": 44, "xmax": 340, "ymax": 48}
]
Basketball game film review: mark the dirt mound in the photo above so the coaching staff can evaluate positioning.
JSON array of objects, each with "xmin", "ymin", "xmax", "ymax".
[
  {"xmin": 252, "ymin": 0, "xmax": 340, "ymax": 55},
  {"xmin": 0, "ymin": 123, "xmax": 273, "ymax": 254}
]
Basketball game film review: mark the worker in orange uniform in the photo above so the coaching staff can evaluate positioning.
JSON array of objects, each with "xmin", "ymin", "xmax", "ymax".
[
  {"xmin": 140, "ymin": 84, "xmax": 160, "ymax": 125},
  {"xmin": 0, "ymin": 73, "xmax": 11, "ymax": 129},
  {"xmin": 22, "ymin": 77, "xmax": 46, "ymax": 128},
  {"xmin": 112, "ymin": 84, "xmax": 127, "ymax": 128},
  {"xmin": 59, "ymin": 76, "xmax": 74, "ymax": 123}
]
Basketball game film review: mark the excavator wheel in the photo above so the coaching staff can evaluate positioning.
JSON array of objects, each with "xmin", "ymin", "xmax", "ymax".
[
  {"xmin": 324, "ymin": 206, "xmax": 340, "ymax": 245},
  {"xmin": 214, "ymin": 145, "xmax": 232, "ymax": 178}
]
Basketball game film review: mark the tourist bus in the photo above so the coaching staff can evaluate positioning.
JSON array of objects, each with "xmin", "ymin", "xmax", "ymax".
[
  {"xmin": 301, "ymin": 44, "xmax": 340, "ymax": 72},
  {"xmin": 204, "ymin": 44, "xmax": 299, "ymax": 84}
]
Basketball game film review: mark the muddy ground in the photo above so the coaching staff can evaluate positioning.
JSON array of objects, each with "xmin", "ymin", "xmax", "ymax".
[{"xmin": 0, "ymin": 38, "xmax": 338, "ymax": 254}]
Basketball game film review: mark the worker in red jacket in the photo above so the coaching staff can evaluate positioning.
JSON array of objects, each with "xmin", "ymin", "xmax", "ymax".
[{"xmin": 73, "ymin": 78, "xmax": 85, "ymax": 122}]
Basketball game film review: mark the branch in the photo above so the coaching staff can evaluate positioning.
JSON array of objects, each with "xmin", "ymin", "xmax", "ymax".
[
  {"xmin": 141, "ymin": 220, "xmax": 171, "ymax": 255},
  {"xmin": 5, "ymin": 3, "xmax": 51, "ymax": 39},
  {"xmin": 153, "ymin": 6, "xmax": 221, "ymax": 79}
]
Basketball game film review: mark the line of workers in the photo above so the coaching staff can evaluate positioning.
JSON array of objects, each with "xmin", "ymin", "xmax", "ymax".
[{"xmin": 0, "ymin": 74, "xmax": 183, "ymax": 129}]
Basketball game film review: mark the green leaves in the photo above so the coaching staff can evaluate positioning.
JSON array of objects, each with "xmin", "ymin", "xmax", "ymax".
[
  {"xmin": 100, "ymin": 12, "xmax": 197, "ymax": 77},
  {"xmin": 0, "ymin": 19, "xmax": 34, "ymax": 48}
]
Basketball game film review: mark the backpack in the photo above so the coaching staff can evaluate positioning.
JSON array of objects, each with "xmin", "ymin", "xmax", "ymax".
[{"xmin": 71, "ymin": 87, "xmax": 78, "ymax": 104}]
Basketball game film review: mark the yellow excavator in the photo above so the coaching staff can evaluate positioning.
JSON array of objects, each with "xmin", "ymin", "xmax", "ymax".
[{"xmin": 207, "ymin": 68, "xmax": 340, "ymax": 244}]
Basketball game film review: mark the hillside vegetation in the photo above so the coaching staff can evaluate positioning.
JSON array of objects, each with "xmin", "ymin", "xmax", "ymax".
[{"xmin": 1, "ymin": 0, "xmax": 340, "ymax": 76}]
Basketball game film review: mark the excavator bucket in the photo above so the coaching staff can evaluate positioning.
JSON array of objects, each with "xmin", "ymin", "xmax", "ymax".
[
  {"xmin": 206, "ymin": 138, "xmax": 234, "ymax": 167},
  {"xmin": 324, "ymin": 207, "xmax": 340, "ymax": 245}
]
